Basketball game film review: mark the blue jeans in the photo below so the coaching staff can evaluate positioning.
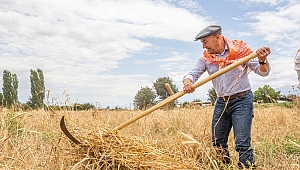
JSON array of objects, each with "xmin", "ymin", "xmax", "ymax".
[{"xmin": 212, "ymin": 91, "xmax": 254, "ymax": 166}]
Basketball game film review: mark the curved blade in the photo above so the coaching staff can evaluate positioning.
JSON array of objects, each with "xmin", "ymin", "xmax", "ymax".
[{"xmin": 60, "ymin": 116, "xmax": 81, "ymax": 144}]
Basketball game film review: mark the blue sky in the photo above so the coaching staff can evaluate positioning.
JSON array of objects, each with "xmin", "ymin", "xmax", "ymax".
[{"xmin": 1, "ymin": 0, "xmax": 300, "ymax": 108}]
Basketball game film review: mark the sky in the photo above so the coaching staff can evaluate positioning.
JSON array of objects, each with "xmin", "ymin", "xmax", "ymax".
[{"xmin": 1, "ymin": 0, "xmax": 300, "ymax": 109}]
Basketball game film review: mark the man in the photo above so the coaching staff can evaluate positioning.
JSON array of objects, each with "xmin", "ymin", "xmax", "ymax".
[
  {"xmin": 294, "ymin": 49, "xmax": 300, "ymax": 88},
  {"xmin": 183, "ymin": 25, "xmax": 271, "ymax": 168}
]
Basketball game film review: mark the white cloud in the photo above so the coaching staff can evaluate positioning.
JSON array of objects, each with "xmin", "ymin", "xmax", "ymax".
[
  {"xmin": 244, "ymin": 0, "xmax": 285, "ymax": 6},
  {"xmin": 0, "ymin": 0, "xmax": 212, "ymax": 106},
  {"xmin": 176, "ymin": 0, "xmax": 203, "ymax": 12},
  {"xmin": 243, "ymin": 3, "xmax": 300, "ymax": 56},
  {"xmin": 155, "ymin": 54, "xmax": 188, "ymax": 62}
]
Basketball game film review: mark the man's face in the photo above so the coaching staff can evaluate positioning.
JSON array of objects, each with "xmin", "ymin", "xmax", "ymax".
[{"xmin": 200, "ymin": 35, "xmax": 219, "ymax": 54}]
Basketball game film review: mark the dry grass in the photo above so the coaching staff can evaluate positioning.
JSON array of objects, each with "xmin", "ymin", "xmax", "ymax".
[{"xmin": 0, "ymin": 105, "xmax": 299, "ymax": 169}]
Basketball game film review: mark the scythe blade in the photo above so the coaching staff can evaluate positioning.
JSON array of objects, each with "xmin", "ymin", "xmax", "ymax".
[{"xmin": 60, "ymin": 116, "xmax": 81, "ymax": 144}]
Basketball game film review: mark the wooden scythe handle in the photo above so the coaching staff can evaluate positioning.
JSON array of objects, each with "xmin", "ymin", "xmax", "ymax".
[
  {"xmin": 114, "ymin": 52, "xmax": 257, "ymax": 130},
  {"xmin": 165, "ymin": 83, "xmax": 174, "ymax": 95}
]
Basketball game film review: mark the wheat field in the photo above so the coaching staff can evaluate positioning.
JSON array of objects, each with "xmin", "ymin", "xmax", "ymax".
[{"xmin": 0, "ymin": 104, "xmax": 299, "ymax": 169}]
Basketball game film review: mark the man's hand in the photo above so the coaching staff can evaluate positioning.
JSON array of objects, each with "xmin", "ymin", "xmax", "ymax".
[
  {"xmin": 256, "ymin": 46, "xmax": 271, "ymax": 72},
  {"xmin": 183, "ymin": 79, "xmax": 195, "ymax": 93},
  {"xmin": 256, "ymin": 46, "xmax": 270, "ymax": 62}
]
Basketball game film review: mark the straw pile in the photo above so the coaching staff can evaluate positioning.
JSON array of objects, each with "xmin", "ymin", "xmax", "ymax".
[{"xmin": 61, "ymin": 122, "xmax": 199, "ymax": 170}]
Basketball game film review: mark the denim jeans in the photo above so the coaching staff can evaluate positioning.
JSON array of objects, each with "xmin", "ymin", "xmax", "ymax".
[{"xmin": 212, "ymin": 91, "xmax": 254, "ymax": 166}]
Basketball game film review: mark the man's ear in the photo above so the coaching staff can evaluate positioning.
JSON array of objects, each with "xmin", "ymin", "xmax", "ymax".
[{"xmin": 216, "ymin": 34, "xmax": 222, "ymax": 39}]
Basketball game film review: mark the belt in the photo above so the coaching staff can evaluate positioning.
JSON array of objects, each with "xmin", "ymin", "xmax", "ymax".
[{"xmin": 219, "ymin": 90, "xmax": 251, "ymax": 101}]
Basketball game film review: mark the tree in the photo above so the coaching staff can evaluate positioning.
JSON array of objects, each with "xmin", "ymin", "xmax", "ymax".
[
  {"xmin": 254, "ymin": 85, "xmax": 281, "ymax": 103},
  {"xmin": 29, "ymin": 69, "xmax": 45, "ymax": 109},
  {"xmin": 133, "ymin": 86, "xmax": 156, "ymax": 110},
  {"xmin": 207, "ymin": 87, "xmax": 217, "ymax": 106},
  {"xmin": 153, "ymin": 77, "xmax": 179, "ymax": 108},
  {"xmin": 73, "ymin": 103, "xmax": 95, "ymax": 110},
  {"xmin": 2, "ymin": 70, "xmax": 19, "ymax": 108},
  {"xmin": 182, "ymin": 101, "xmax": 190, "ymax": 107},
  {"xmin": 12, "ymin": 73, "xmax": 18, "ymax": 105},
  {"xmin": 153, "ymin": 77, "xmax": 178, "ymax": 101},
  {"xmin": 0, "ymin": 93, "xmax": 3, "ymax": 106}
]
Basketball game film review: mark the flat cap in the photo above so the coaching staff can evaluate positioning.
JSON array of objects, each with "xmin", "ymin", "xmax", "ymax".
[{"xmin": 194, "ymin": 25, "xmax": 222, "ymax": 41}]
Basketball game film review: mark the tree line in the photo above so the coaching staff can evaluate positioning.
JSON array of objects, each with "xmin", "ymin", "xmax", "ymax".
[
  {"xmin": 206, "ymin": 85, "xmax": 295, "ymax": 104},
  {"xmin": 2, "ymin": 70, "xmax": 296, "ymax": 111},
  {"xmin": 133, "ymin": 76, "xmax": 297, "ymax": 109},
  {"xmin": 0, "ymin": 69, "xmax": 100, "ymax": 111},
  {"xmin": 0, "ymin": 69, "xmax": 45, "ymax": 110}
]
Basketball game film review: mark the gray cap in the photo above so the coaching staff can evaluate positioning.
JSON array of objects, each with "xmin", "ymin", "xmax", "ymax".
[{"xmin": 194, "ymin": 25, "xmax": 222, "ymax": 41}]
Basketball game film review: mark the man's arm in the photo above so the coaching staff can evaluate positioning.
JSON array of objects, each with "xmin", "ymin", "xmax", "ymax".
[
  {"xmin": 182, "ymin": 60, "xmax": 206, "ymax": 94},
  {"xmin": 256, "ymin": 47, "xmax": 271, "ymax": 72}
]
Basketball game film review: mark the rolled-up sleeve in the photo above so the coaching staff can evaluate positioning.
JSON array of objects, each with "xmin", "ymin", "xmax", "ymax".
[{"xmin": 247, "ymin": 60, "xmax": 271, "ymax": 77}]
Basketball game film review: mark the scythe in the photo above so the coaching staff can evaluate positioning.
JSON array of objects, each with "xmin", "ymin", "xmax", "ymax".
[{"xmin": 60, "ymin": 52, "xmax": 258, "ymax": 144}]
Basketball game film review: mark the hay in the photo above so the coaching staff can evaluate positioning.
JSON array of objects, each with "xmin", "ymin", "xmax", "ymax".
[{"xmin": 61, "ymin": 122, "xmax": 198, "ymax": 170}]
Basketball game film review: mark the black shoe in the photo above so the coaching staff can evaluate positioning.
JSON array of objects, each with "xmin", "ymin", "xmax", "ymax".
[
  {"xmin": 215, "ymin": 148, "xmax": 231, "ymax": 164},
  {"xmin": 238, "ymin": 162, "xmax": 257, "ymax": 169}
]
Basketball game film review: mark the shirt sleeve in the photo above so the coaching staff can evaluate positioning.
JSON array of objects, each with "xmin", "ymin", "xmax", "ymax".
[
  {"xmin": 183, "ymin": 59, "xmax": 206, "ymax": 83},
  {"xmin": 295, "ymin": 50, "xmax": 300, "ymax": 63},
  {"xmin": 295, "ymin": 51, "xmax": 300, "ymax": 70},
  {"xmin": 247, "ymin": 60, "xmax": 271, "ymax": 77}
]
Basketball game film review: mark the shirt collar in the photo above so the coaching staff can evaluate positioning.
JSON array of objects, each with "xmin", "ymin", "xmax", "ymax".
[{"xmin": 215, "ymin": 44, "xmax": 229, "ymax": 57}]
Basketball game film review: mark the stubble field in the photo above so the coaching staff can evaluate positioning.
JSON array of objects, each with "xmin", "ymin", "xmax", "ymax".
[{"xmin": 0, "ymin": 104, "xmax": 299, "ymax": 169}]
